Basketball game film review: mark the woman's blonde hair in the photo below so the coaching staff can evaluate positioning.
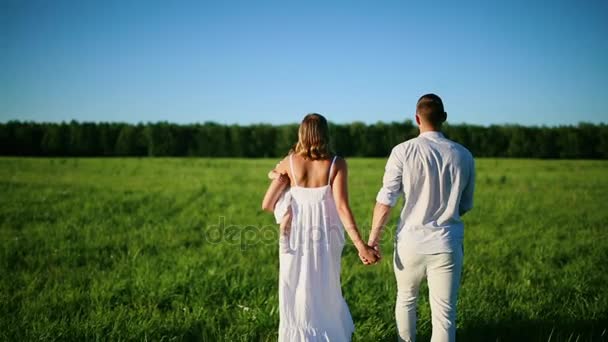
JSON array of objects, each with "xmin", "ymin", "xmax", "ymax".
[{"xmin": 291, "ymin": 113, "xmax": 332, "ymax": 160}]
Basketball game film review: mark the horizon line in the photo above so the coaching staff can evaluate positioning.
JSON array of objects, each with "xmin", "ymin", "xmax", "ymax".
[{"xmin": 0, "ymin": 118, "xmax": 606, "ymax": 129}]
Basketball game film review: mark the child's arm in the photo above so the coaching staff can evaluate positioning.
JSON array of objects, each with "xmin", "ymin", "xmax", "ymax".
[
  {"xmin": 268, "ymin": 169, "xmax": 281, "ymax": 180},
  {"xmin": 268, "ymin": 158, "xmax": 284, "ymax": 180},
  {"xmin": 261, "ymin": 173, "xmax": 289, "ymax": 212}
]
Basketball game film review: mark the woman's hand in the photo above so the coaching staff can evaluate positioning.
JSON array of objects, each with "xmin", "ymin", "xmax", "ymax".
[{"xmin": 268, "ymin": 169, "xmax": 290, "ymax": 184}]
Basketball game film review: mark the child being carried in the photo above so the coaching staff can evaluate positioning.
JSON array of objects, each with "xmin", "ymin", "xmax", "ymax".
[{"xmin": 263, "ymin": 162, "xmax": 294, "ymax": 253}]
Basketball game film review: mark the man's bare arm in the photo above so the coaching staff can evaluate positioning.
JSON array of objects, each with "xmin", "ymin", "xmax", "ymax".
[
  {"xmin": 368, "ymin": 202, "xmax": 392, "ymax": 247},
  {"xmin": 370, "ymin": 146, "xmax": 402, "ymax": 251}
]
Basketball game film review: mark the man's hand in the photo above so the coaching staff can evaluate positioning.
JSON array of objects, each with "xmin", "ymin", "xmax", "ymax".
[
  {"xmin": 367, "ymin": 202, "xmax": 392, "ymax": 260},
  {"xmin": 368, "ymin": 240, "xmax": 382, "ymax": 261}
]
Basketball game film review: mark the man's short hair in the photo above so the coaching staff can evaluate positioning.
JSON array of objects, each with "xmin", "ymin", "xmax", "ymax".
[{"xmin": 416, "ymin": 94, "xmax": 446, "ymax": 126}]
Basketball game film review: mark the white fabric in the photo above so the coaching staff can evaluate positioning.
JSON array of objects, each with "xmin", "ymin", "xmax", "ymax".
[
  {"xmin": 278, "ymin": 155, "xmax": 354, "ymax": 342},
  {"xmin": 376, "ymin": 131, "xmax": 475, "ymax": 254},
  {"xmin": 394, "ymin": 241, "xmax": 463, "ymax": 342},
  {"xmin": 274, "ymin": 189, "xmax": 292, "ymax": 224}
]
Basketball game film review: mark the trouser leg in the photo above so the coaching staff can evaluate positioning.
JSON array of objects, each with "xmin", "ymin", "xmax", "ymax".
[
  {"xmin": 426, "ymin": 246, "xmax": 463, "ymax": 342},
  {"xmin": 394, "ymin": 245, "xmax": 426, "ymax": 342}
]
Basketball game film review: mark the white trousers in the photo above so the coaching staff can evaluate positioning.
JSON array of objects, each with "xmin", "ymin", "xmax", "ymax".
[{"xmin": 393, "ymin": 243, "xmax": 463, "ymax": 342}]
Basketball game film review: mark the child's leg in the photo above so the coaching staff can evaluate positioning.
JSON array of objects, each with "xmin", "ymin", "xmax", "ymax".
[
  {"xmin": 278, "ymin": 206, "xmax": 292, "ymax": 253},
  {"xmin": 279, "ymin": 206, "xmax": 292, "ymax": 237}
]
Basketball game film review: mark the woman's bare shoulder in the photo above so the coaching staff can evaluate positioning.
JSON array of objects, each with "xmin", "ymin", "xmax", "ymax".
[{"xmin": 333, "ymin": 155, "xmax": 347, "ymax": 170}]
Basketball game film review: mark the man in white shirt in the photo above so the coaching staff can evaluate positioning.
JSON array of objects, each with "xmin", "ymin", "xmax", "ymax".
[{"xmin": 366, "ymin": 94, "xmax": 475, "ymax": 342}]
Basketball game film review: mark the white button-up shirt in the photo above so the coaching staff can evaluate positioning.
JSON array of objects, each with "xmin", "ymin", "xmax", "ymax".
[{"xmin": 376, "ymin": 131, "xmax": 475, "ymax": 254}]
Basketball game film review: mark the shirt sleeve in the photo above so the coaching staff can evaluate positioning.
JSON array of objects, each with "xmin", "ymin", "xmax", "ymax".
[
  {"xmin": 375, "ymin": 146, "xmax": 404, "ymax": 207},
  {"xmin": 459, "ymin": 155, "xmax": 475, "ymax": 214}
]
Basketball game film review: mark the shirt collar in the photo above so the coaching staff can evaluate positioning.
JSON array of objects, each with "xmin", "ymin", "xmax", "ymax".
[{"xmin": 419, "ymin": 131, "xmax": 444, "ymax": 139}]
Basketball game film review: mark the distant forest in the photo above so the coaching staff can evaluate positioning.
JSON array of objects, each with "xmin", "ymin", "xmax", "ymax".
[{"xmin": 1, "ymin": 120, "xmax": 607, "ymax": 159}]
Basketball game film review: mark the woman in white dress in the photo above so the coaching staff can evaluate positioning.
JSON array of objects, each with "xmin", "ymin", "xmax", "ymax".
[{"xmin": 262, "ymin": 113, "xmax": 379, "ymax": 341}]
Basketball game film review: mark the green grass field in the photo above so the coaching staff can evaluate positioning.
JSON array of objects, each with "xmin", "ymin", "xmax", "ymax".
[{"xmin": 1, "ymin": 157, "xmax": 607, "ymax": 341}]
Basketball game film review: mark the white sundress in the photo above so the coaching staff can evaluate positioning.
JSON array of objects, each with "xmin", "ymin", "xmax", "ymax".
[{"xmin": 278, "ymin": 155, "xmax": 355, "ymax": 342}]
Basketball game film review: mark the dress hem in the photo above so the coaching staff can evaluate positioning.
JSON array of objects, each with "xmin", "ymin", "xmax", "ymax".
[{"xmin": 278, "ymin": 325, "xmax": 354, "ymax": 342}]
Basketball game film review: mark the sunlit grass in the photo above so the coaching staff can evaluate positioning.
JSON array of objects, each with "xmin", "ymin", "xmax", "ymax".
[{"xmin": 1, "ymin": 158, "xmax": 607, "ymax": 341}]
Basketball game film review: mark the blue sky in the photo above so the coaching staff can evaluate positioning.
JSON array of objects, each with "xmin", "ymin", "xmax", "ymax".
[{"xmin": 1, "ymin": 0, "xmax": 607, "ymax": 126}]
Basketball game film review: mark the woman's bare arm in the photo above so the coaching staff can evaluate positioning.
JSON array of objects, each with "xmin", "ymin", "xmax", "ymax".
[
  {"xmin": 261, "ymin": 176, "xmax": 289, "ymax": 212},
  {"xmin": 261, "ymin": 157, "xmax": 291, "ymax": 212},
  {"xmin": 331, "ymin": 158, "xmax": 379, "ymax": 264}
]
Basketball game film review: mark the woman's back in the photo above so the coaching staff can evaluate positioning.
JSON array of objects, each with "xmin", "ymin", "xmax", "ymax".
[{"xmin": 287, "ymin": 154, "xmax": 337, "ymax": 189}]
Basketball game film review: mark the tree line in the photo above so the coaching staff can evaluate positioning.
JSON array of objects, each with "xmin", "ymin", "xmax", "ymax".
[{"xmin": 0, "ymin": 120, "xmax": 607, "ymax": 159}]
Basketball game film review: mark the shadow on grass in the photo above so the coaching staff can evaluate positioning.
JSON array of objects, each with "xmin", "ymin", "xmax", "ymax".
[
  {"xmin": 171, "ymin": 318, "xmax": 608, "ymax": 342},
  {"xmin": 178, "ymin": 318, "xmax": 608, "ymax": 341},
  {"xmin": 418, "ymin": 319, "xmax": 607, "ymax": 342}
]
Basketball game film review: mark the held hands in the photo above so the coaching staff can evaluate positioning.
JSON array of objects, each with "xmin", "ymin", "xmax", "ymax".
[
  {"xmin": 369, "ymin": 240, "xmax": 382, "ymax": 260},
  {"xmin": 357, "ymin": 242, "xmax": 381, "ymax": 265}
]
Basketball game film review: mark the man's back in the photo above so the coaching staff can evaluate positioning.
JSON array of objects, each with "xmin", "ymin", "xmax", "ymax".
[
  {"xmin": 376, "ymin": 131, "xmax": 475, "ymax": 254},
  {"xmin": 370, "ymin": 94, "xmax": 472, "ymax": 342}
]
